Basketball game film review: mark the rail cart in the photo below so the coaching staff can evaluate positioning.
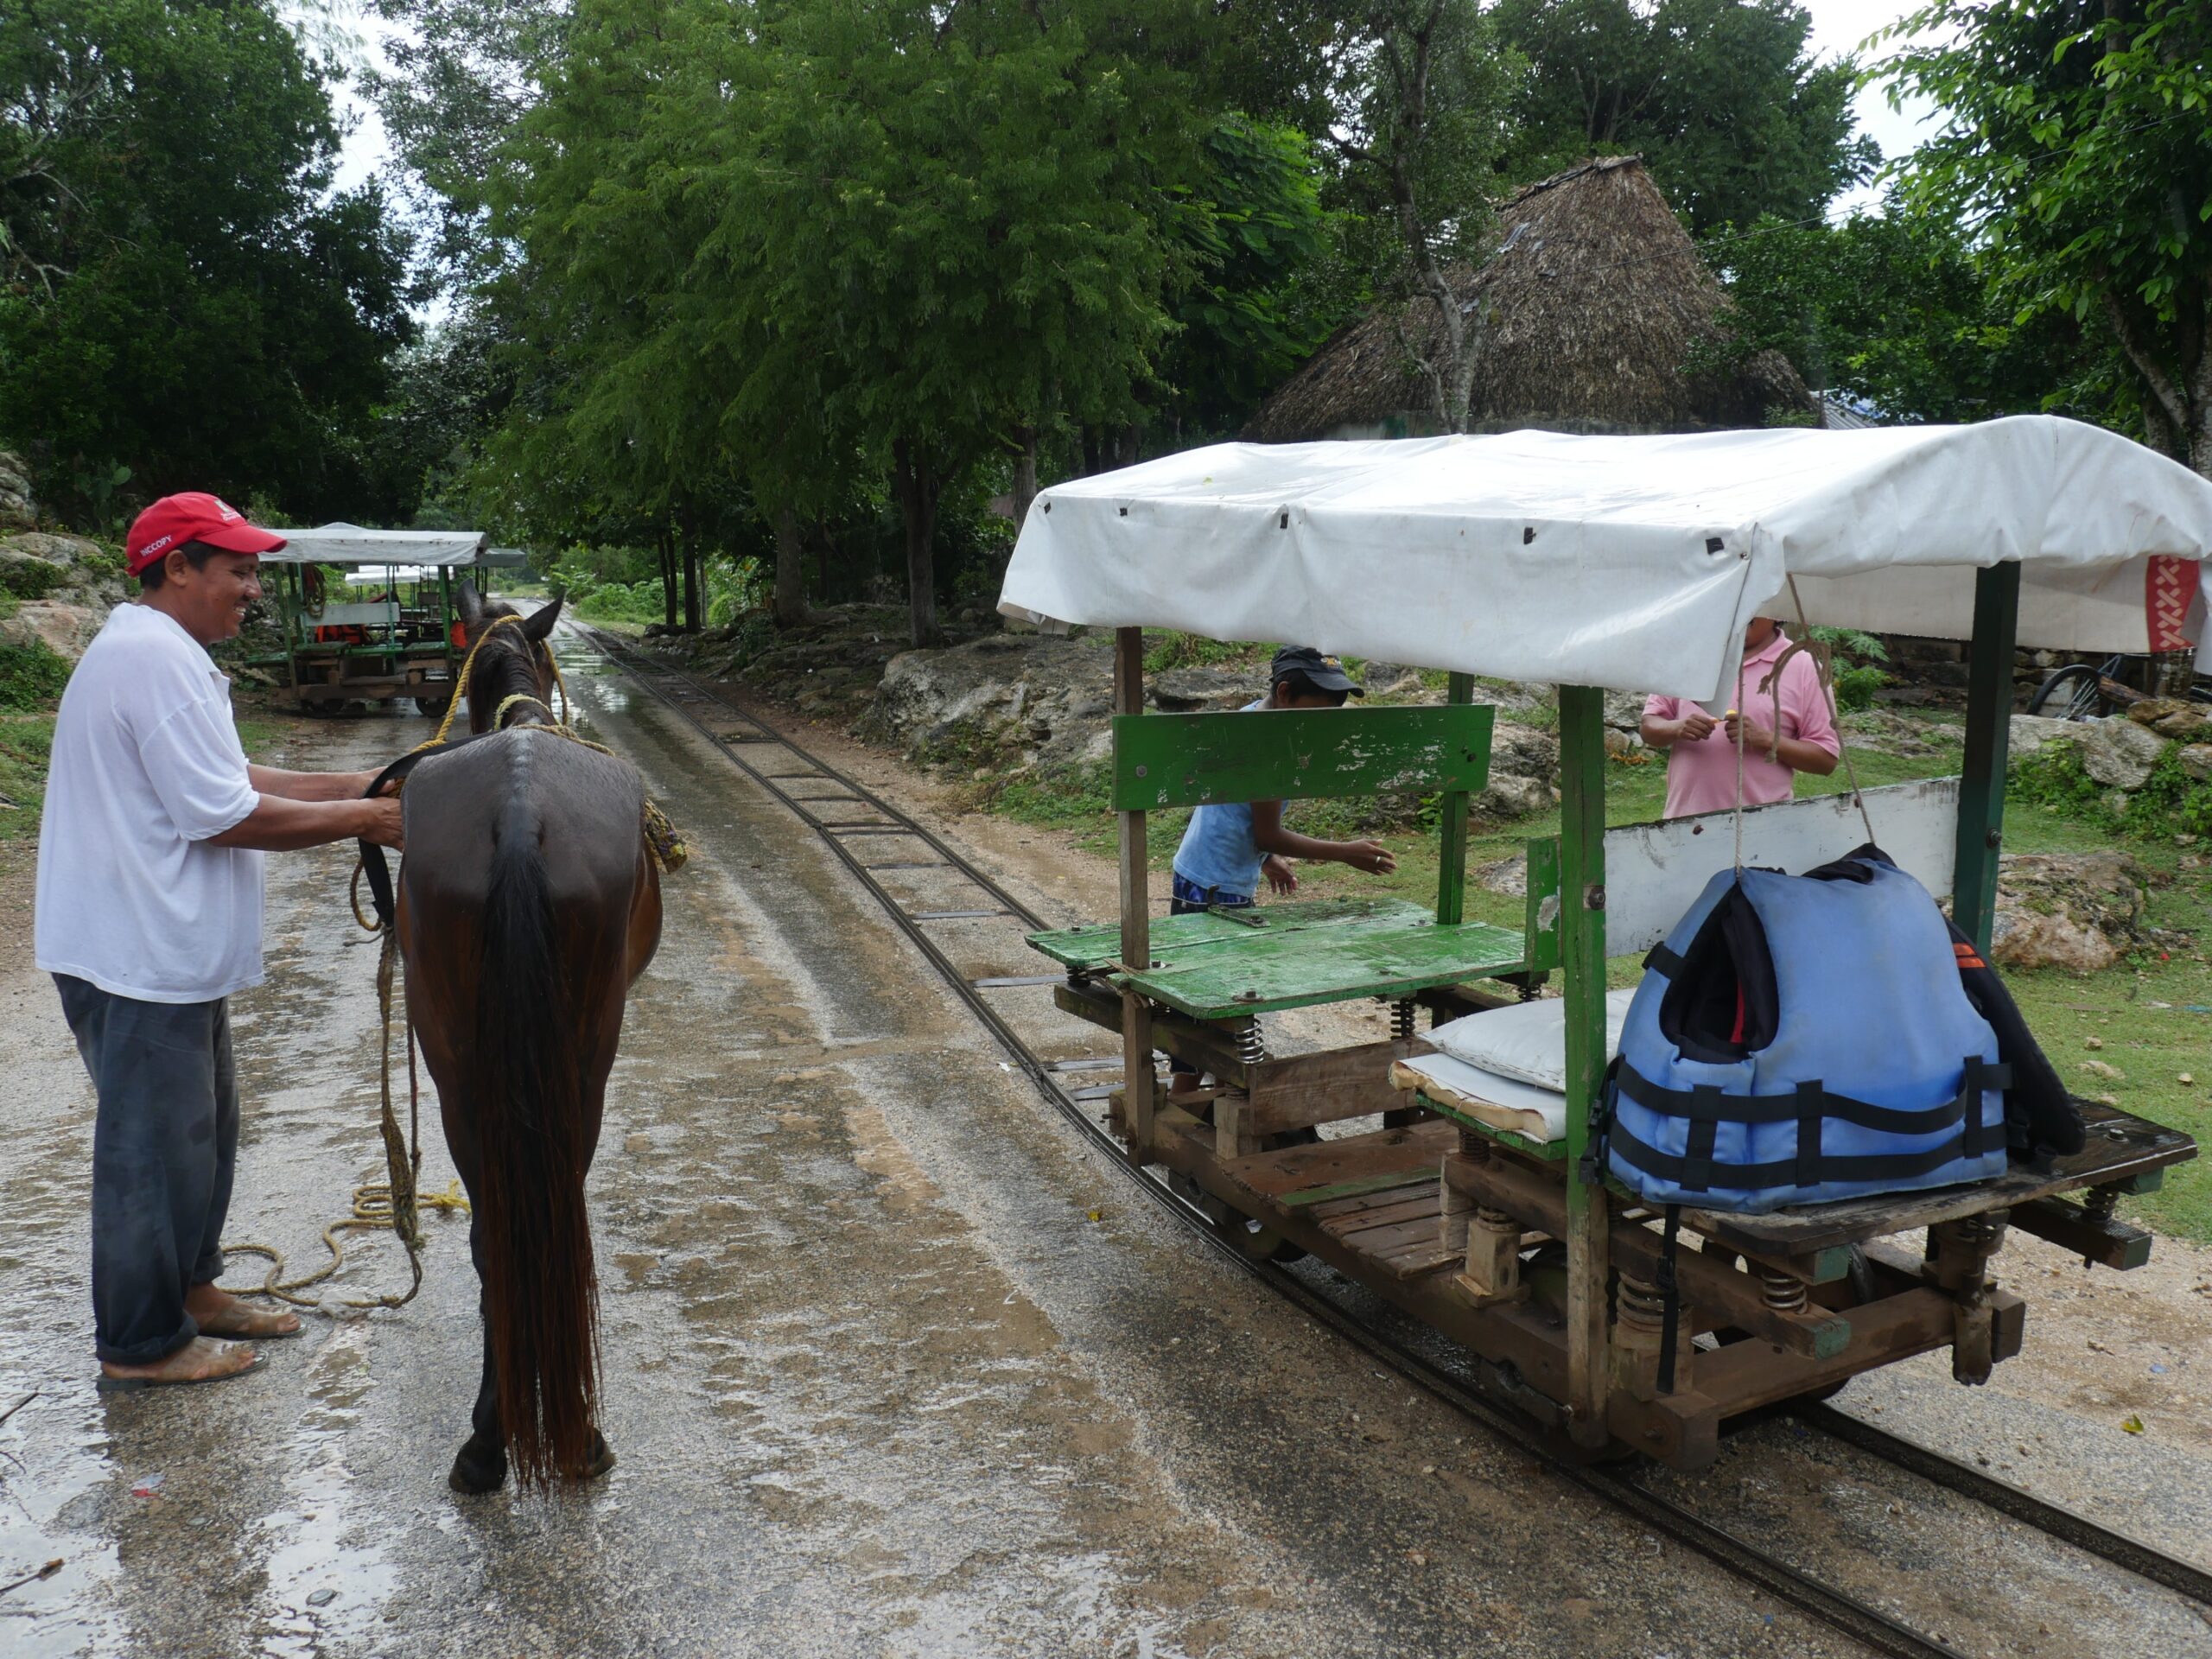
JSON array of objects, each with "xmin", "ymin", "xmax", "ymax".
[
  {"xmin": 1001, "ymin": 416, "xmax": 2209, "ymax": 1469},
  {"xmin": 248, "ymin": 524, "xmax": 527, "ymax": 715}
]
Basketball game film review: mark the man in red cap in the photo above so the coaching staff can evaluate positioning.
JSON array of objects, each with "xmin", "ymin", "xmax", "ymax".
[{"xmin": 35, "ymin": 493, "xmax": 405, "ymax": 1392}]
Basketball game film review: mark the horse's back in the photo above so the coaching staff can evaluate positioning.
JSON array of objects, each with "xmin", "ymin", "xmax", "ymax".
[{"xmin": 404, "ymin": 729, "xmax": 645, "ymax": 903}]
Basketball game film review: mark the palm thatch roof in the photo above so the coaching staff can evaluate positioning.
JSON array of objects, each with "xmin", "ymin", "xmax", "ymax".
[{"xmin": 1243, "ymin": 156, "xmax": 1812, "ymax": 442}]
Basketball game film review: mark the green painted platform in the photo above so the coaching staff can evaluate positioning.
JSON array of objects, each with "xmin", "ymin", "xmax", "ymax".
[{"xmin": 1028, "ymin": 898, "xmax": 1525, "ymax": 1020}]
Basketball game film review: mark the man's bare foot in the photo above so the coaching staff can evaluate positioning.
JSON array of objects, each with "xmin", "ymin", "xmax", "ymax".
[
  {"xmin": 99, "ymin": 1337, "xmax": 265, "ymax": 1392},
  {"xmin": 187, "ymin": 1283, "xmax": 302, "ymax": 1339}
]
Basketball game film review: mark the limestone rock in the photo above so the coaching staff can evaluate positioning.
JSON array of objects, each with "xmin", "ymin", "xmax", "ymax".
[
  {"xmin": 2073, "ymin": 716, "xmax": 2167, "ymax": 790},
  {"xmin": 2007, "ymin": 713, "xmax": 2082, "ymax": 758},
  {"xmin": 1988, "ymin": 850, "xmax": 2152, "ymax": 974},
  {"xmin": 0, "ymin": 531, "xmax": 99, "ymax": 566},
  {"xmin": 2178, "ymin": 744, "xmax": 2212, "ymax": 783},
  {"xmin": 1478, "ymin": 721, "xmax": 1560, "ymax": 819},
  {"xmin": 1478, "ymin": 854, "xmax": 1528, "ymax": 897},
  {"xmin": 0, "ymin": 600, "xmax": 104, "ymax": 663},
  {"xmin": 2128, "ymin": 696, "xmax": 2212, "ymax": 743},
  {"xmin": 0, "ymin": 452, "xmax": 34, "ymax": 531},
  {"xmin": 1603, "ymin": 688, "xmax": 1647, "ymax": 732}
]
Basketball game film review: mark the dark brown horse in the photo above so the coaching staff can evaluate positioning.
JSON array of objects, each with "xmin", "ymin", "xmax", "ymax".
[{"xmin": 397, "ymin": 587, "xmax": 663, "ymax": 1492}]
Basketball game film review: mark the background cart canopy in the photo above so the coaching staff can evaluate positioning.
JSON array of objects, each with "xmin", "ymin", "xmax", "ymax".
[
  {"xmin": 258, "ymin": 524, "xmax": 490, "ymax": 566},
  {"xmin": 997, "ymin": 416, "xmax": 2212, "ymax": 702}
]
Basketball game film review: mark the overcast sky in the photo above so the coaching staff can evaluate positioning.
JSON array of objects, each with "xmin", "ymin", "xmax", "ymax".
[{"xmin": 324, "ymin": 0, "xmax": 1945, "ymax": 214}]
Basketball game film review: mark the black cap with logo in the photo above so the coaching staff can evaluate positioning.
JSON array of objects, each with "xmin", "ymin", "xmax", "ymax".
[{"xmin": 1270, "ymin": 645, "xmax": 1364, "ymax": 696}]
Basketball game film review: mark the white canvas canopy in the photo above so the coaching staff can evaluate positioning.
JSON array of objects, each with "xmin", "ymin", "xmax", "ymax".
[
  {"xmin": 259, "ymin": 524, "xmax": 489, "ymax": 566},
  {"xmin": 997, "ymin": 416, "xmax": 2212, "ymax": 702}
]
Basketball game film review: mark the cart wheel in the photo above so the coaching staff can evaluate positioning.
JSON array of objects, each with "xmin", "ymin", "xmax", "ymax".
[
  {"xmin": 1210, "ymin": 1205, "xmax": 1307, "ymax": 1264},
  {"xmin": 2027, "ymin": 663, "xmax": 2106, "ymax": 721},
  {"xmin": 415, "ymin": 694, "xmax": 452, "ymax": 721}
]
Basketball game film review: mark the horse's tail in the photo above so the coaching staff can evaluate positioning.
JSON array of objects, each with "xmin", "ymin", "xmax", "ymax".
[{"xmin": 470, "ymin": 798, "xmax": 600, "ymax": 1486}]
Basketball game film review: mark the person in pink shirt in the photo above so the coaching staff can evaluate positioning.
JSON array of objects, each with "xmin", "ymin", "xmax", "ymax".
[{"xmin": 1640, "ymin": 618, "xmax": 1841, "ymax": 819}]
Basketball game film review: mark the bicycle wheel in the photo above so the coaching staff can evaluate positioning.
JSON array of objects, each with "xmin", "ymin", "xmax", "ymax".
[{"xmin": 2027, "ymin": 663, "xmax": 2105, "ymax": 721}]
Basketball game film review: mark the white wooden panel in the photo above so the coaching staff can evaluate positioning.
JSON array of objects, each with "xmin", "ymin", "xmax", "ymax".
[
  {"xmin": 1601, "ymin": 777, "xmax": 1961, "ymax": 957},
  {"xmin": 304, "ymin": 602, "xmax": 400, "ymax": 628}
]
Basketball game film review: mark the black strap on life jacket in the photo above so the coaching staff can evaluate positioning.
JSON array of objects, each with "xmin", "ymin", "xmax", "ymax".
[
  {"xmin": 354, "ymin": 734, "xmax": 490, "ymax": 932},
  {"xmin": 1608, "ymin": 1055, "xmax": 2009, "ymax": 1193}
]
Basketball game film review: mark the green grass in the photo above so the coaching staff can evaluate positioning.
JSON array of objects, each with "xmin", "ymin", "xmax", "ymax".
[
  {"xmin": 0, "ymin": 715, "xmax": 54, "ymax": 840},
  {"xmin": 995, "ymin": 722, "xmax": 2212, "ymax": 1244}
]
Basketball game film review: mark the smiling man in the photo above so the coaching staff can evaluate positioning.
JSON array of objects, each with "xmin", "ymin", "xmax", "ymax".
[{"xmin": 35, "ymin": 493, "xmax": 405, "ymax": 1394}]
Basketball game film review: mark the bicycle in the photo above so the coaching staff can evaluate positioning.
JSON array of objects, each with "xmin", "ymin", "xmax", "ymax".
[{"xmin": 2026, "ymin": 652, "xmax": 2212, "ymax": 721}]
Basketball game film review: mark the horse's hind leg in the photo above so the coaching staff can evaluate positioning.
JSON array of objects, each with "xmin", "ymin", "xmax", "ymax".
[{"xmin": 450, "ymin": 1213, "xmax": 509, "ymax": 1495}]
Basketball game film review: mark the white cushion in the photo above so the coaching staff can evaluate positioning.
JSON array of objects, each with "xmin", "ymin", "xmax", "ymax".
[
  {"xmin": 1425, "ymin": 988, "xmax": 1637, "ymax": 1092},
  {"xmin": 1395, "ymin": 1052, "xmax": 1572, "ymax": 1143}
]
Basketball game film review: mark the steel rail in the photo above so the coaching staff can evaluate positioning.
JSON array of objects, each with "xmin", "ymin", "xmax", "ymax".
[
  {"xmin": 561, "ymin": 621, "xmax": 2189, "ymax": 1658},
  {"xmin": 1790, "ymin": 1402, "xmax": 2212, "ymax": 1608}
]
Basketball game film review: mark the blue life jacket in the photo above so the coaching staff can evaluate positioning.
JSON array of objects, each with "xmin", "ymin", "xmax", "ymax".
[{"xmin": 1603, "ymin": 852, "xmax": 2010, "ymax": 1213}]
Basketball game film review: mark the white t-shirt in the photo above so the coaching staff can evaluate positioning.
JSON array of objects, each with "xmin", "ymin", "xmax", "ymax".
[{"xmin": 35, "ymin": 603, "xmax": 265, "ymax": 1002}]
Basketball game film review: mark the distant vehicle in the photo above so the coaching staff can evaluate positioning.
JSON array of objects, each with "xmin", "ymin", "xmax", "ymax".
[{"xmin": 247, "ymin": 525, "xmax": 531, "ymax": 716}]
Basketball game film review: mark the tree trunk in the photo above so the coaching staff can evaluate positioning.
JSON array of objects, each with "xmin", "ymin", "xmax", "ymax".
[
  {"xmin": 677, "ymin": 505, "xmax": 704, "ymax": 632},
  {"xmin": 772, "ymin": 508, "xmax": 814, "ymax": 627},
  {"xmin": 1012, "ymin": 427, "xmax": 1039, "ymax": 529},
  {"xmin": 891, "ymin": 435, "xmax": 944, "ymax": 648},
  {"xmin": 657, "ymin": 529, "xmax": 679, "ymax": 631}
]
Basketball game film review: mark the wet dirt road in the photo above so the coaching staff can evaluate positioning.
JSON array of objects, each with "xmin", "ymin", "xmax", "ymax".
[{"xmin": 0, "ymin": 638, "xmax": 2202, "ymax": 1658}]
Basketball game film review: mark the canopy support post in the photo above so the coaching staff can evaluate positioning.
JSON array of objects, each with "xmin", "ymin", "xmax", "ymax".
[
  {"xmin": 1434, "ymin": 672, "xmax": 1474, "ymax": 925},
  {"xmin": 1557, "ymin": 684, "xmax": 1612, "ymax": 1450},
  {"xmin": 1952, "ymin": 563, "xmax": 2019, "ymax": 954},
  {"xmin": 1115, "ymin": 626, "xmax": 1156, "ymax": 1166}
]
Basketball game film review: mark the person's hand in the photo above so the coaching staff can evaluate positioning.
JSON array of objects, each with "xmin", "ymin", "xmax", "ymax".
[
  {"xmin": 1344, "ymin": 839, "xmax": 1396, "ymax": 875},
  {"xmin": 359, "ymin": 796, "xmax": 405, "ymax": 850},
  {"xmin": 1677, "ymin": 709, "xmax": 1718, "ymax": 743},
  {"xmin": 1723, "ymin": 710, "xmax": 1775, "ymax": 753},
  {"xmin": 1262, "ymin": 854, "xmax": 1299, "ymax": 896}
]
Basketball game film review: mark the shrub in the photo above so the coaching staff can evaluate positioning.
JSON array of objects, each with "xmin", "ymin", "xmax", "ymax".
[
  {"xmin": 0, "ymin": 640, "xmax": 72, "ymax": 711},
  {"xmin": 1805, "ymin": 625, "xmax": 1890, "ymax": 713},
  {"xmin": 0, "ymin": 559, "xmax": 67, "ymax": 601}
]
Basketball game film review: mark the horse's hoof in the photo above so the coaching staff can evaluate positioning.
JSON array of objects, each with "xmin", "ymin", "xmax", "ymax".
[
  {"xmin": 448, "ymin": 1441, "xmax": 507, "ymax": 1495},
  {"xmin": 585, "ymin": 1432, "xmax": 616, "ymax": 1482}
]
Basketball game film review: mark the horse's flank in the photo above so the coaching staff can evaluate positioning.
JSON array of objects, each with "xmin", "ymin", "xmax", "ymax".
[{"xmin": 398, "ymin": 725, "xmax": 663, "ymax": 1485}]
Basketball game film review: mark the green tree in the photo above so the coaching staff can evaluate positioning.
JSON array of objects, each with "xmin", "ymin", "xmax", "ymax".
[
  {"xmin": 0, "ymin": 0, "xmax": 413, "ymax": 523},
  {"xmin": 702, "ymin": 0, "xmax": 1194, "ymax": 645},
  {"xmin": 1491, "ymin": 0, "xmax": 1876, "ymax": 234},
  {"xmin": 1885, "ymin": 1, "xmax": 2212, "ymax": 474},
  {"xmin": 1154, "ymin": 116, "xmax": 1340, "ymax": 444},
  {"xmin": 1701, "ymin": 206, "xmax": 2088, "ymax": 423}
]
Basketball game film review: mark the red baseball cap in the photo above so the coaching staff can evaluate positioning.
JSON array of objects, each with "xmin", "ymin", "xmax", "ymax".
[{"xmin": 124, "ymin": 493, "xmax": 288, "ymax": 576}]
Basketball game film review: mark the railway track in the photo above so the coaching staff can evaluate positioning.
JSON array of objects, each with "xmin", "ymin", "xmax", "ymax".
[{"xmin": 563, "ymin": 619, "xmax": 2212, "ymax": 1659}]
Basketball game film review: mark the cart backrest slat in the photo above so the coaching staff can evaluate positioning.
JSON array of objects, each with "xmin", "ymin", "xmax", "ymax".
[
  {"xmin": 1522, "ymin": 775, "xmax": 1961, "ymax": 968},
  {"xmin": 1110, "ymin": 704, "xmax": 1494, "ymax": 812}
]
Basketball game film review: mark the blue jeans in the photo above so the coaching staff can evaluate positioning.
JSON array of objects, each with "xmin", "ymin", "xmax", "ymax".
[{"xmin": 54, "ymin": 976, "xmax": 238, "ymax": 1364}]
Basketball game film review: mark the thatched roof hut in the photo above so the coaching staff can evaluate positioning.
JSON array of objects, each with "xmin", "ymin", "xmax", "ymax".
[{"xmin": 1243, "ymin": 156, "xmax": 1813, "ymax": 442}]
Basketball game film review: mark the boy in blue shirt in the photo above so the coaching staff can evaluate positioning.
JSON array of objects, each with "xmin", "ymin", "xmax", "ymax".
[{"xmin": 1168, "ymin": 646, "xmax": 1397, "ymax": 1098}]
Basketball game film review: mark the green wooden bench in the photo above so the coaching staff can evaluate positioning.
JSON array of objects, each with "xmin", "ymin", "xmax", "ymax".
[{"xmin": 1027, "ymin": 691, "xmax": 1526, "ymax": 1018}]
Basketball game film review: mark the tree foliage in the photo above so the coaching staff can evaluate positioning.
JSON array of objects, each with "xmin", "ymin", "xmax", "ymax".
[
  {"xmin": 1884, "ymin": 0, "xmax": 2212, "ymax": 473},
  {"xmin": 1700, "ymin": 206, "xmax": 2088, "ymax": 423},
  {"xmin": 1491, "ymin": 0, "xmax": 1876, "ymax": 234},
  {"xmin": 0, "ymin": 0, "xmax": 413, "ymax": 522}
]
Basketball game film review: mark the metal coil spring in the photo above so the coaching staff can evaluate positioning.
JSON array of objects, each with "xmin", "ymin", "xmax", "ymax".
[
  {"xmin": 1617, "ymin": 1274, "xmax": 1666, "ymax": 1332},
  {"xmin": 1237, "ymin": 1017, "xmax": 1267, "ymax": 1066},
  {"xmin": 1390, "ymin": 998, "xmax": 1415, "ymax": 1042},
  {"xmin": 1761, "ymin": 1269, "xmax": 1808, "ymax": 1313}
]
